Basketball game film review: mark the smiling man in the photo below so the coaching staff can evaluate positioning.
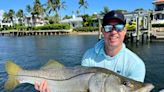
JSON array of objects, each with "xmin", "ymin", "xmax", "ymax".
[
  {"xmin": 34, "ymin": 10, "xmax": 146, "ymax": 92},
  {"xmin": 82, "ymin": 10, "xmax": 146, "ymax": 82}
]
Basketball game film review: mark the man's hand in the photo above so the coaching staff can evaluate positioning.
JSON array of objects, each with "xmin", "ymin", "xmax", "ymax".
[{"xmin": 34, "ymin": 80, "xmax": 50, "ymax": 92}]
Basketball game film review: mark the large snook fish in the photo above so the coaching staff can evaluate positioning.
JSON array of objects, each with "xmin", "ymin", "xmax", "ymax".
[{"xmin": 4, "ymin": 60, "xmax": 154, "ymax": 92}]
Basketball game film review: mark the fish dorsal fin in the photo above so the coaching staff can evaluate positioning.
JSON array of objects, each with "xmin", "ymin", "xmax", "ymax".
[
  {"xmin": 5, "ymin": 60, "xmax": 22, "ymax": 91},
  {"xmin": 40, "ymin": 59, "xmax": 64, "ymax": 69}
]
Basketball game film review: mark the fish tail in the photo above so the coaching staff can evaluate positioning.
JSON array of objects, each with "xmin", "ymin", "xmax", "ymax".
[{"xmin": 4, "ymin": 60, "xmax": 22, "ymax": 91}]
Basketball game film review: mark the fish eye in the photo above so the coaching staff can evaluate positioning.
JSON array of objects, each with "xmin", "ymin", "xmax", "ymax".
[
  {"xmin": 122, "ymin": 81, "xmax": 133, "ymax": 88},
  {"xmin": 123, "ymin": 81, "xmax": 128, "ymax": 86}
]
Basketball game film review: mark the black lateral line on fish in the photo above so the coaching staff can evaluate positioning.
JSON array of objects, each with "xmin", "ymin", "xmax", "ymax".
[{"xmin": 9, "ymin": 72, "xmax": 98, "ymax": 81}]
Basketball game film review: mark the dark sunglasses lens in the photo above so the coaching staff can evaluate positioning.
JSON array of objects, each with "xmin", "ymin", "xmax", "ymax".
[
  {"xmin": 115, "ymin": 24, "xmax": 124, "ymax": 32},
  {"xmin": 104, "ymin": 25, "xmax": 113, "ymax": 32}
]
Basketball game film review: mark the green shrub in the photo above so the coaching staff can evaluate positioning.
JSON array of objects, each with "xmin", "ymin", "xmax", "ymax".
[
  {"xmin": 1, "ymin": 25, "xmax": 14, "ymax": 31},
  {"xmin": 73, "ymin": 27, "xmax": 98, "ymax": 32},
  {"xmin": 16, "ymin": 26, "xmax": 28, "ymax": 31},
  {"xmin": 0, "ymin": 28, "xmax": 2, "ymax": 31},
  {"xmin": 33, "ymin": 24, "xmax": 71, "ymax": 30}
]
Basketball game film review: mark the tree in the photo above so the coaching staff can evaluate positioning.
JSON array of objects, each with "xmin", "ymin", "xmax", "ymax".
[
  {"xmin": 26, "ymin": 0, "xmax": 45, "ymax": 26},
  {"xmin": 33, "ymin": 0, "xmax": 44, "ymax": 17},
  {"xmin": 46, "ymin": 0, "xmax": 66, "ymax": 23},
  {"xmin": 26, "ymin": 5, "xmax": 32, "ymax": 15},
  {"xmin": 82, "ymin": 14, "xmax": 93, "ymax": 27},
  {"xmin": 63, "ymin": 15, "xmax": 72, "ymax": 19},
  {"xmin": 76, "ymin": 10, "xmax": 80, "ymax": 16},
  {"xmin": 16, "ymin": 9, "xmax": 24, "ymax": 25},
  {"xmin": 100, "ymin": 6, "xmax": 109, "ymax": 16},
  {"xmin": 115, "ymin": 9, "xmax": 127, "ymax": 13},
  {"xmin": 134, "ymin": 8, "xmax": 144, "ymax": 11},
  {"xmin": 26, "ymin": 4, "xmax": 35, "ymax": 26},
  {"xmin": 8, "ymin": 9, "xmax": 15, "ymax": 26},
  {"xmin": 2, "ymin": 12, "xmax": 9, "ymax": 22},
  {"xmin": 78, "ymin": 0, "xmax": 88, "ymax": 15}
]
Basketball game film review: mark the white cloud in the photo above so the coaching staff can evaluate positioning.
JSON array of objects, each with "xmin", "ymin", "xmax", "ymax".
[{"xmin": 0, "ymin": 10, "xmax": 5, "ymax": 20}]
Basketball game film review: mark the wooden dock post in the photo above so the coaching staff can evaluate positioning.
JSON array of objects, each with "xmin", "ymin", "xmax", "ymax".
[
  {"xmin": 136, "ymin": 12, "xmax": 140, "ymax": 44},
  {"xmin": 147, "ymin": 11, "xmax": 151, "ymax": 41},
  {"xmin": 98, "ymin": 14, "xmax": 102, "ymax": 41}
]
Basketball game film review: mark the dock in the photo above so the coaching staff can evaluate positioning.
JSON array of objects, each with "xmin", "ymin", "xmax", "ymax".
[{"xmin": 0, "ymin": 30, "xmax": 71, "ymax": 36}]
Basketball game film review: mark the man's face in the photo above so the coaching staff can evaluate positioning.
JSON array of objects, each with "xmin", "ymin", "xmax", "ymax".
[{"xmin": 102, "ymin": 19, "xmax": 127, "ymax": 48}]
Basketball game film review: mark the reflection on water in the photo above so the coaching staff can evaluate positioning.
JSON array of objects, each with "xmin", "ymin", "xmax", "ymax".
[{"xmin": 0, "ymin": 35, "xmax": 164, "ymax": 92}]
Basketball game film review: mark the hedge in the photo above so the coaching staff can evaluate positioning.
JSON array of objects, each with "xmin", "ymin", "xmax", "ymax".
[
  {"xmin": 16, "ymin": 24, "xmax": 70, "ymax": 31},
  {"xmin": 73, "ymin": 27, "xmax": 98, "ymax": 32},
  {"xmin": 32, "ymin": 24, "xmax": 70, "ymax": 30}
]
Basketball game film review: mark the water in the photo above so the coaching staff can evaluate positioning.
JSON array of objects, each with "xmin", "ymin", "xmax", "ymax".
[{"xmin": 0, "ymin": 35, "xmax": 164, "ymax": 92}]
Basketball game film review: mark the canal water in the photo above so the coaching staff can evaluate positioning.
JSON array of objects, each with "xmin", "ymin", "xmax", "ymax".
[{"xmin": 0, "ymin": 35, "xmax": 164, "ymax": 92}]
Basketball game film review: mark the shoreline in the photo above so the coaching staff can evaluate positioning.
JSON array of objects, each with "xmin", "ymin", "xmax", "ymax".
[
  {"xmin": 0, "ymin": 30, "xmax": 100, "ymax": 36},
  {"xmin": 69, "ymin": 31, "xmax": 99, "ymax": 35}
]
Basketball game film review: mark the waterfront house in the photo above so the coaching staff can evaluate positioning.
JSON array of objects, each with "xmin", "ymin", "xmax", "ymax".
[
  {"xmin": 0, "ymin": 20, "xmax": 13, "ymax": 28},
  {"xmin": 0, "ymin": 10, "xmax": 13, "ymax": 28},
  {"xmin": 152, "ymin": 0, "xmax": 164, "ymax": 24},
  {"xmin": 60, "ymin": 15, "xmax": 83, "ymax": 28},
  {"xmin": 24, "ymin": 16, "xmax": 48, "ymax": 27}
]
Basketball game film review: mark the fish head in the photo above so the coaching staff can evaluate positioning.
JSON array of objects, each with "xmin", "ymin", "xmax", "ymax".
[
  {"xmin": 118, "ymin": 80, "xmax": 154, "ymax": 92},
  {"xmin": 104, "ymin": 75, "xmax": 154, "ymax": 92},
  {"xmin": 120, "ymin": 78, "xmax": 154, "ymax": 92}
]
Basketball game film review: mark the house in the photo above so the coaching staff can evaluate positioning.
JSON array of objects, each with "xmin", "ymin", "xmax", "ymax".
[
  {"xmin": 152, "ymin": 0, "xmax": 164, "ymax": 24},
  {"xmin": 24, "ymin": 16, "xmax": 48, "ymax": 27},
  {"xmin": 60, "ymin": 15, "xmax": 83, "ymax": 28},
  {"xmin": 0, "ymin": 10, "xmax": 13, "ymax": 28}
]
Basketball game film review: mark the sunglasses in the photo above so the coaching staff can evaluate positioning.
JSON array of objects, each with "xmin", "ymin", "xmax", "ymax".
[{"xmin": 103, "ymin": 24, "xmax": 125, "ymax": 32}]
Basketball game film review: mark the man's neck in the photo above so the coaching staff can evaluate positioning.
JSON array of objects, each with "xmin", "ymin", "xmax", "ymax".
[{"xmin": 104, "ymin": 44, "xmax": 122, "ymax": 57}]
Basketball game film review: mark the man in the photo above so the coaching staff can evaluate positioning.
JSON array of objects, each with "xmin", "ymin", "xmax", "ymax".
[
  {"xmin": 81, "ymin": 10, "xmax": 145, "ymax": 82},
  {"xmin": 35, "ymin": 10, "xmax": 145, "ymax": 92}
]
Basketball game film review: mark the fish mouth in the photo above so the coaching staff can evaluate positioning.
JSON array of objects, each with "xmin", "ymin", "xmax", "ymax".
[
  {"xmin": 144, "ymin": 83, "xmax": 155, "ymax": 91},
  {"xmin": 133, "ymin": 83, "xmax": 154, "ymax": 92}
]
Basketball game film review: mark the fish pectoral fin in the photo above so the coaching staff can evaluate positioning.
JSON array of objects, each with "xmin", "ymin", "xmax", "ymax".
[{"xmin": 40, "ymin": 59, "xmax": 65, "ymax": 69}]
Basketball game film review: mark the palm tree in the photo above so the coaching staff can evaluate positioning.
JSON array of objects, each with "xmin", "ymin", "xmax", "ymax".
[
  {"xmin": 8, "ymin": 9, "xmax": 15, "ymax": 26},
  {"xmin": 76, "ymin": 10, "xmax": 80, "ymax": 16},
  {"xmin": 100, "ymin": 6, "xmax": 110, "ymax": 16},
  {"xmin": 46, "ymin": 0, "xmax": 66, "ymax": 23},
  {"xmin": 2, "ymin": 12, "xmax": 9, "ymax": 22},
  {"xmin": 33, "ymin": 0, "xmax": 44, "ymax": 17},
  {"xmin": 78, "ymin": 0, "xmax": 88, "ymax": 15},
  {"xmin": 16, "ymin": 9, "xmax": 24, "ymax": 25},
  {"xmin": 26, "ymin": 0, "xmax": 45, "ymax": 26},
  {"xmin": 26, "ymin": 4, "xmax": 35, "ymax": 26},
  {"xmin": 26, "ymin": 5, "xmax": 32, "ymax": 15}
]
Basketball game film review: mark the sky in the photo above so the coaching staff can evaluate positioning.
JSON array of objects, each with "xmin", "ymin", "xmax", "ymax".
[{"xmin": 0, "ymin": 0, "xmax": 154, "ymax": 18}]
